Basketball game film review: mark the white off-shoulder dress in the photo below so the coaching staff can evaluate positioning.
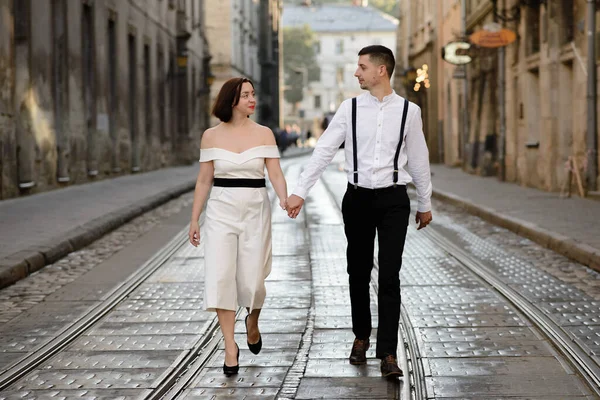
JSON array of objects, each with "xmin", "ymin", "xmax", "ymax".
[{"xmin": 199, "ymin": 145, "xmax": 280, "ymax": 312}]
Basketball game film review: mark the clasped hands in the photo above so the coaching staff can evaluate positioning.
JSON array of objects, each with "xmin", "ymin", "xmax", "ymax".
[
  {"xmin": 280, "ymin": 194, "xmax": 304, "ymax": 219},
  {"xmin": 281, "ymin": 195, "xmax": 432, "ymax": 229}
]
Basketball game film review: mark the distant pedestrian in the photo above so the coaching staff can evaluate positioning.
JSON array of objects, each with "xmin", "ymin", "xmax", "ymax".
[
  {"xmin": 188, "ymin": 77, "xmax": 289, "ymax": 376},
  {"xmin": 286, "ymin": 45, "xmax": 432, "ymax": 378}
]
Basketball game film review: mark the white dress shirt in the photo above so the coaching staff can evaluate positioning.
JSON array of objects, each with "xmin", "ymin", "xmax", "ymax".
[{"xmin": 293, "ymin": 91, "xmax": 432, "ymax": 212}]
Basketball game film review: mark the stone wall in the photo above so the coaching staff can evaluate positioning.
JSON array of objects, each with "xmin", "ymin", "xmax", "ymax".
[{"xmin": 0, "ymin": 0, "xmax": 210, "ymax": 200}]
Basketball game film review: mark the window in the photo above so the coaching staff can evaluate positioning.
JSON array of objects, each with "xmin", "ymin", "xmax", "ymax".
[
  {"xmin": 312, "ymin": 66, "xmax": 321, "ymax": 81},
  {"xmin": 157, "ymin": 48, "xmax": 166, "ymax": 143},
  {"xmin": 191, "ymin": 66, "xmax": 196, "ymax": 127},
  {"xmin": 559, "ymin": 1, "xmax": 574, "ymax": 45},
  {"xmin": 526, "ymin": 5, "xmax": 540, "ymax": 55},
  {"xmin": 128, "ymin": 34, "xmax": 138, "ymax": 169},
  {"xmin": 335, "ymin": 39, "xmax": 344, "ymax": 54},
  {"xmin": 82, "ymin": 3, "xmax": 96, "ymax": 172},
  {"xmin": 336, "ymin": 67, "xmax": 344, "ymax": 84},
  {"xmin": 107, "ymin": 18, "xmax": 118, "ymax": 166},
  {"xmin": 144, "ymin": 44, "xmax": 151, "ymax": 140},
  {"xmin": 170, "ymin": 52, "xmax": 177, "ymax": 143},
  {"xmin": 314, "ymin": 41, "xmax": 321, "ymax": 54},
  {"xmin": 314, "ymin": 95, "xmax": 321, "ymax": 109},
  {"xmin": 53, "ymin": 0, "xmax": 67, "ymax": 132},
  {"xmin": 14, "ymin": 0, "xmax": 30, "ymax": 41}
]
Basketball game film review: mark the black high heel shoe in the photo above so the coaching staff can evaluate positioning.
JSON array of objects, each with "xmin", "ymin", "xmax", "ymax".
[
  {"xmin": 245, "ymin": 315, "xmax": 262, "ymax": 355},
  {"xmin": 223, "ymin": 343, "xmax": 239, "ymax": 376}
]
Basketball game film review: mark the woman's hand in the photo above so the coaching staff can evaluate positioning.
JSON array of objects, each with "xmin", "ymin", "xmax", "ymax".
[
  {"xmin": 280, "ymin": 197, "xmax": 288, "ymax": 211},
  {"xmin": 189, "ymin": 221, "xmax": 200, "ymax": 247}
]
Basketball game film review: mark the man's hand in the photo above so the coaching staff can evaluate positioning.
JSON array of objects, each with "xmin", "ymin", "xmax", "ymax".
[
  {"xmin": 415, "ymin": 211, "xmax": 432, "ymax": 230},
  {"xmin": 287, "ymin": 195, "xmax": 305, "ymax": 219}
]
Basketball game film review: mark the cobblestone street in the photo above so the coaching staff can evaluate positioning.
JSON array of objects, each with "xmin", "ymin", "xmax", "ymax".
[{"xmin": 0, "ymin": 153, "xmax": 599, "ymax": 399}]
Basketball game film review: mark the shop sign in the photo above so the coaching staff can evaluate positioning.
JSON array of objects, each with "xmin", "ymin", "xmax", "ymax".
[
  {"xmin": 469, "ymin": 24, "xmax": 516, "ymax": 48},
  {"xmin": 442, "ymin": 41, "xmax": 472, "ymax": 65}
]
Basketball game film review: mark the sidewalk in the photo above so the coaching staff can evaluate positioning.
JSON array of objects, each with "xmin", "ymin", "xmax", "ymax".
[
  {"xmin": 430, "ymin": 164, "xmax": 600, "ymax": 272},
  {"xmin": 0, "ymin": 147, "xmax": 313, "ymax": 290}
]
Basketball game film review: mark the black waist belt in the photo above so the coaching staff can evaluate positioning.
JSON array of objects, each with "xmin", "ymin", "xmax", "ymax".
[{"xmin": 213, "ymin": 178, "xmax": 266, "ymax": 188}]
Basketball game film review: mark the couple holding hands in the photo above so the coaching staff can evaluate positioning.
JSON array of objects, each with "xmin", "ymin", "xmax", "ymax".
[{"xmin": 189, "ymin": 45, "xmax": 432, "ymax": 379}]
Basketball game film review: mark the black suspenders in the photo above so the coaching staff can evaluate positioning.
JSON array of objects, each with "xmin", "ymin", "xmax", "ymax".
[
  {"xmin": 352, "ymin": 98, "xmax": 359, "ymax": 188},
  {"xmin": 351, "ymin": 97, "xmax": 410, "ymax": 189},
  {"xmin": 393, "ymin": 99, "xmax": 410, "ymax": 186}
]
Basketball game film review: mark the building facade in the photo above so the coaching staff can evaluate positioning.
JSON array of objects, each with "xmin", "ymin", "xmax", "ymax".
[
  {"xmin": 205, "ymin": 0, "xmax": 282, "ymax": 130},
  {"xmin": 399, "ymin": 0, "xmax": 600, "ymax": 194},
  {"xmin": 283, "ymin": 2, "xmax": 398, "ymax": 136},
  {"xmin": 395, "ymin": 0, "xmax": 441, "ymax": 163},
  {"xmin": 503, "ymin": 0, "xmax": 598, "ymax": 193},
  {"xmin": 0, "ymin": 0, "xmax": 212, "ymax": 200}
]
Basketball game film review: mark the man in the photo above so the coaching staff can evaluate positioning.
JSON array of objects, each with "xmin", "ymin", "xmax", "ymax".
[{"xmin": 286, "ymin": 45, "xmax": 432, "ymax": 378}]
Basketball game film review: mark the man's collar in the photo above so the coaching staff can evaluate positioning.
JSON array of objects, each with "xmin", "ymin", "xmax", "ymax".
[{"xmin": 366, "ymin": 90, "xmax": 397, "ymax": 104}]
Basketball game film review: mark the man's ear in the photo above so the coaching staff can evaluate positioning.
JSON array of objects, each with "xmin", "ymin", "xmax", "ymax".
[{"xmin": 379, "ymin": 65, "xmax": 387, "ymax": 77}]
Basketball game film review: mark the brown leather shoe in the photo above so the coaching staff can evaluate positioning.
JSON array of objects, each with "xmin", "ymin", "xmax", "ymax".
[
  {"xmin": 380, "ymin": 355, "xmax": 403, "ymax": 378},
  {"xmin": 349, "ymin": 338, "xmax": 370, "ymax": 365}
]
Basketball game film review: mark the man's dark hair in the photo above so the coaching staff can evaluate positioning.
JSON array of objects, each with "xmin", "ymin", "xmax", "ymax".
[
  {"xmin": 212, "ymin": 77, "xmax": 254, "ymax": 122},
  {"xmin": 358, "ymin": 45, "xmax": 395, "ymax": 79}
]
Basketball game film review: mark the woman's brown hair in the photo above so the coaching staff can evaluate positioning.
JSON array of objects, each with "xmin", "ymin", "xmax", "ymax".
[{"xmin": 211, "ymin": 77, "xmax": 255, "ymax": 122}]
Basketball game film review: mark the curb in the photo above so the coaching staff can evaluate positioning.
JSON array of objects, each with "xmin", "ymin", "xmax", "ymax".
[
  {"xmin": 432, "ymin": 189, "xmax": 600, "ymax": 273},
  {"xmin": 0, "ymin": 180, "xmax": 196, "ymax": 290},
  {"xmin": 281, "ymin": 148, "xmax": 314, "ymax": 159}
]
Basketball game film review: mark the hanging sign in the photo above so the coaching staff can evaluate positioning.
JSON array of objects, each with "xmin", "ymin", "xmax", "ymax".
[
  {"xmin": 442, "ymin": 41, "xmax": 472, "ymax": 65},
  {"xmin": 469, "ymin": 25, "xmax": 516, "ymax": 48}
]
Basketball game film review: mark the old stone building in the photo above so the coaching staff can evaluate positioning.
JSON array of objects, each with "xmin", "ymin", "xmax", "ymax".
[
  {"xmin": 0, "ymin": 0, "xmax": 211, "ymax": 200},
  {"xmin": 395, "ymin": 0, "xmax": 441, "ymax": 163},
  {"xmin": 398, "ymin": 0, "xmax": 600, "ymax": 195},
  {"xmin": 503, "ymin": 0, "xmax": 599, "ymax": 194},
  {"xmin": 205, "ymin": 0, "xmax": 282, "ymax": 130}
]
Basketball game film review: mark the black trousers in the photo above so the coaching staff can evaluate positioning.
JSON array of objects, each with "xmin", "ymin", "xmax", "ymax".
[{"xmin": 341, "ymin": 183, "xmax": 410, "ymax": 359}]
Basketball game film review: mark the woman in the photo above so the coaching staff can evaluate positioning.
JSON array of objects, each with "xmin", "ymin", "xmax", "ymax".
[{"xmin": 188, "ymin": 77, "xmax": 288, "ymax": 376}]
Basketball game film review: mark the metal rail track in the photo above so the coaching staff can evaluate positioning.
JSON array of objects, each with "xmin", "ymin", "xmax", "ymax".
[
  {"xmin": 423, "ymin": 227, "xmax": 600, "ymax": 397},
  {"xmin": 0, "ymin": 212, "xmax": 244, "ymax": 398},
  {"xmin": 0, "ymin": 227, "xmax": 191, "ymax": 390},
  {"xmin": 148, "ymin": 309, "xmax": 243, "ymax": 400},
  {"xmin": 1, "ymin": 162, "xmax": 303, "ymax": 395}
]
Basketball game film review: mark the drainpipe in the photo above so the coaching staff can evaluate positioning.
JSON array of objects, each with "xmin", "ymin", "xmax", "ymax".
[{"xmin": 586, "ymin": 0, "xmax": 598, "ymax": 192}]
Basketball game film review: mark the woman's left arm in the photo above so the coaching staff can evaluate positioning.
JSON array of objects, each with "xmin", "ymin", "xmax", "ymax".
[
  {"xmin": 262, "ymin": 128, "xmax": 288, "ymax": 210},
  {"xmin": 266, "ymin": 158, "xmax": 288, "ymax": 210}
]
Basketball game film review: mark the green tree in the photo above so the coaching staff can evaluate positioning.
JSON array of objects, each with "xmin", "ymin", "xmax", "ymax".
[
  {"xmin": 368, "ymin": 0, "xmax": 399, "ymax": 16},
  {"xmin": 283, "ymin": 0, "xmax": 399, "ymax": 17},
  {"xmin": 283, "ymin": 25, "xmax": 319, "ymax": 104}
]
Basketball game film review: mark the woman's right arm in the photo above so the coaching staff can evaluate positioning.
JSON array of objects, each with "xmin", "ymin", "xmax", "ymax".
[
  {"xmin": 190, "ymin": 161, "xmax": 215, "ymax": 223},
  {"xmin": 189, "ymin": 162, "xmax": 214, "ymax": 247},
  {"xmin": 189, "ymin": 131, "xmax": 215, "ymax": 246}
]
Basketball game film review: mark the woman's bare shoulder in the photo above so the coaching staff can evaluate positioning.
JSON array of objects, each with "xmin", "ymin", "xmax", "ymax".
[
  {"xmin": 254, "ymin": 123, "xmax": 277, "ymax": 145},
  {"xmin": 200, "ymin": 126, "xmax": 222, "ymax": 148}
]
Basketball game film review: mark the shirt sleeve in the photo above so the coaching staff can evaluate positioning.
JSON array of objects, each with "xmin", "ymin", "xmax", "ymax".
[
  {"xmin": 404, "ymin": 104, "xmax": 432, "ymax": 212},
  {"xmin": 292, "ymin": 101, "xmax": 349, "ymax": 199}
]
